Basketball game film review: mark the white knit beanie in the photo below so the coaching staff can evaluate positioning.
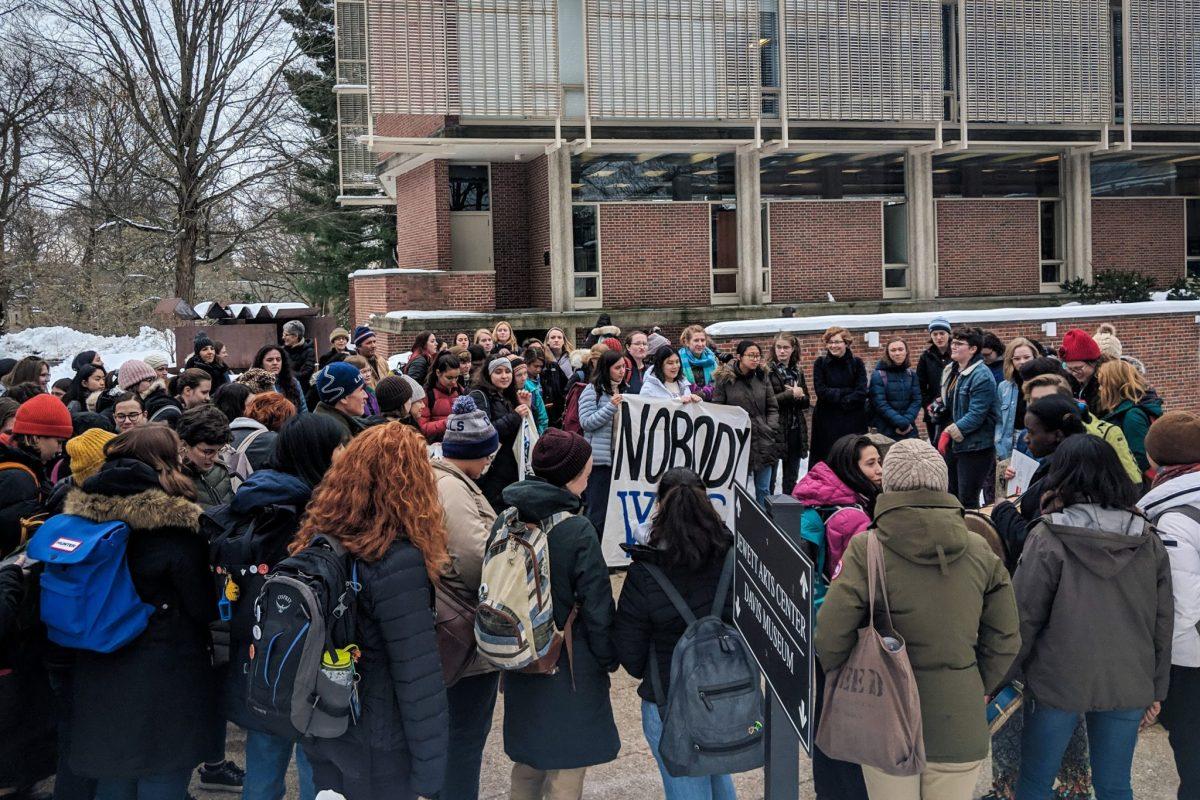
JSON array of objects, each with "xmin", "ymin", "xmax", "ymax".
[{"xmin": 882, "ymin": 438, "xmax": 949, "ymax": 493}]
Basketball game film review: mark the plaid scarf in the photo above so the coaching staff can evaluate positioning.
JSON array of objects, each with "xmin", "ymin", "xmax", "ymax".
[{"xmin": 1152, "ymin": 462, "xmax": 1200, "ymax": 489}]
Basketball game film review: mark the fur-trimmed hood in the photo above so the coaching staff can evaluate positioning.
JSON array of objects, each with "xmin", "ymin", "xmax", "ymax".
[
  {"xmin": 713, "ymin": 363, "xmax": 765, "ymax": 385},
  {"xmin": 64, "ymin": 487, "xmax": 202, "ymax": 533}
]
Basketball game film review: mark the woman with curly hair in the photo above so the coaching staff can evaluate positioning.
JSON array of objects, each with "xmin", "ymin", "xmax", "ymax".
[
  {"xmin": 294, "ymin": 423, "xmax": 449, "ymax": 800},
  {"xmin": 252, "ymin": 345, "xmax": 307, "ymax": 414}
]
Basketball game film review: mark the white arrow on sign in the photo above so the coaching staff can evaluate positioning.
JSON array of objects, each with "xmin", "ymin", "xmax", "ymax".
[
  {"xmin": 798, "ymin": 570, "xmax": 809, "ymax": 600},
  {"xmin": 733, "ymin": 595, "xmax": 741, "ymax": 617},
  {"xmin": 798, "ymin": 699, "xmax": 808, "ymax": 728}
]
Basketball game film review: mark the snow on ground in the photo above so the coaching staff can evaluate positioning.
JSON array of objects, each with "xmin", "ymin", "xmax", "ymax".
[{"xmin": 0, "ymin": 325, "xmax": 175, "ymax": 381}]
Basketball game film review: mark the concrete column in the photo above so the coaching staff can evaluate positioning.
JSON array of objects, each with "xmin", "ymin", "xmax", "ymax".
[
  {"xmin": 546, "ymin": 145, "xmax": 575, "ymax": 312},
  {"xmin": 1062, "ymin": 150, "xmax": 1093, "ymax": 284},
  {"xmin": 736, "ymin": 146, "xmax": 764, "ymax": 306},
  {"xmin": 905, "ymin": 150, "xmax": 937, "ymax": 300}
]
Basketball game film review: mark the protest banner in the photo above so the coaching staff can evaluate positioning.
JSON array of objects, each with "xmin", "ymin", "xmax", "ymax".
[
  {"xmin": 602, "ymin": 395, "xmax": 751, "ymax": 566},
  {"xmin": 514, "ymin": 415, "xmax": 539, "ymax": 480}
]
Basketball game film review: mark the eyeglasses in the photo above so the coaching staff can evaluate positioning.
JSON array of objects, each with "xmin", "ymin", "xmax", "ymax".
[
  {"xmin": 950, "ymin": 341, "xmax": 969, "ymax": 348},
  {"xmin": 742, "ymin": 353, "xmax": 762, "ymax": 360},
  {"xmin": 114, "ymin": 412, "xmax": 143, "ymax": 422}
]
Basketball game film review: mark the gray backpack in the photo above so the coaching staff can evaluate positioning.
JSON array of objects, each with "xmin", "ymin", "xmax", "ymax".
[{"xmin": 643, "ymin": 548, "xmax": 765, "ymax": 778}]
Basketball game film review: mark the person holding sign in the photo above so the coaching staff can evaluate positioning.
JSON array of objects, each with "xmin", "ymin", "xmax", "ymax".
[
  {"xmin": 578, "ymin": 349, "xmax": 628, "ymax": 539},
  {"xmin": 641, "ymin": 346, "xmax": 702, "ymax": 403},
  {"xmin": 469, "ymin": 358, "xmax": 532, "ymax": 514},
  {"xmin": 712, "ymin": 341, "xmax": 780, "ymax": 509}
]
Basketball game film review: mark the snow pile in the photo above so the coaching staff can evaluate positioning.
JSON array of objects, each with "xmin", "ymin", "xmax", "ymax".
[{"xmin": 0, "ymin": 325, "xmax": 176, "ymax": 381}]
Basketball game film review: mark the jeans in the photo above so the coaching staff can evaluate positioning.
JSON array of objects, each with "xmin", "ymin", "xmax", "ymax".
[
  {"xmin": 752, "ymin": 466, "xmax": 773, "ymax": 509},
  {"xmin": 641, "ymin": 700, "xmax": 736, "ymax": 800},
  {"xmin": 94, "ymin": 771, "xmax": 190, "ymax": 800},
  {"xmin": 584, "ymin": 464, "xmax": 613, "ymax": 541},
  {"xmin": 443, "ymin": 672, "xmax": 500, "ymax": 800},
  {"xmin": 1016, "ymin": 699, "xmax": 1142, "ymax": 800},
  {"xmin": 946, "ymin": 447, "xmax": 994, "ymax": 510},
  {"xmin": 1159, "ymin": 665, "xmax": 1200, "ymax": 800},
  {"xmin": 243, "ymin": 729, "xmax": 315, "ymax": 800}
]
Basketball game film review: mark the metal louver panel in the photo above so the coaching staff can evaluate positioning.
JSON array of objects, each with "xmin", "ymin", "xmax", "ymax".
[
  {"xmin": 338, "ymin": 93, "xmax": 375, "ymax": 189},
  {"xmin": 585, "ymin": 0, "xmax": 761, "ymax": 120},
  {"xmin": 1128, "ymin": 0, "xmax": 1200, "ymax": 124},
  {"xmin": 336, "ymin": 0, "xmax": 368, "ymax": 85},
  {"xmin": 785, "ymin": 0, "xmax": 943, "ymax": 123},
  {"xmin": 963, "ymin": 0, "xmax": 1112, "ymax": 125},
  {"xmin": 368, "ymin": 0, "xmax": 560, "ymax": 118}
]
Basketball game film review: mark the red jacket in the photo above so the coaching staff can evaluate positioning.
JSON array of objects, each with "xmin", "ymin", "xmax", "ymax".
[{"xmin": 418, "ymin": 383, "xmax": 461, "ymax": 442}]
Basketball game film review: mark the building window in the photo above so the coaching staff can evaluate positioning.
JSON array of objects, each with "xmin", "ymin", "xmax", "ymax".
[
  {"xmin": 572, "ymin": 153, "xmax": 735, "ymax": 202},
  {"xmin": 883, "ymin": 201, "xmax": 909, "ymax": 296},
  {"xmin": 760, "ymin": 204, "xmax": 771, "ymax": 300},
  {"xmin": 572, "ymin": 204, "xmax": 601, "ymax": 305},
  {"xmin": 934, "ymin": 153, "xmax": 1061, "ymax": 198},
  {"xmin": 761, "ymin": 153, "xmax": 906, "ymax": 200},
  {"xmin": 449, "ymin": 165, "xmax": 489, "ymax": 211},
  {"xmin": 1092, "ymin": 154, "xmax": 1200, "ymax": 197},
  {"xmin": 1040, "ymin": 200, "xmax": 1063, "ymax": 288},
  {"xmin": 1188, "ymin": 199, "xmax": 1200, "ymax": 278},
  {"xmin": 760, "ymin": 0, "xmax": 780, "ymax": 117},
  {"xmin": 711, "ymin": 203, "xmax": 739, "ymax": 301}
]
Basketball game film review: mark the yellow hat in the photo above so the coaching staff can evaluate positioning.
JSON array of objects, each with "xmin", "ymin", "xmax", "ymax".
[{"xmin": 67, "ymin": 428, "xmax": 116, "ymax": 485}]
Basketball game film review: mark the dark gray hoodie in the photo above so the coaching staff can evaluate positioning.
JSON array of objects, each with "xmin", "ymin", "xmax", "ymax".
[{"xmin": 1010, "ymin": 504, "xmax": 1173, "ymax": 712}]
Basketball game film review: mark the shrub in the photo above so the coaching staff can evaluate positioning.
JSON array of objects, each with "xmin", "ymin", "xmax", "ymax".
[{"xmin": 1060, "ymin": 270, "xmax": 1157, "ymax": 303}]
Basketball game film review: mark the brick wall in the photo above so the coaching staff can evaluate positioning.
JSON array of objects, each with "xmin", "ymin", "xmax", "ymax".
[
  {"xmin": 710, "ymin": 312, "xmax": 1200, "ymax": 427},
  {"xmin": 768, "ymin": 201, "xmax": 884, "ymax": 303},
  {"xmin": 598, "ymin": 203, "xmax": 712, "ymax": 308},
  {"xmin": 491, "ymin": 162, "xmax": 531, "ymax": 309},
  {"xmin": 395, "ymin": 161, "xmax": 451, "ymax": 270},
  {"xmin": 349, "ymin": 270, "xmax": 496, "ymax": 354},
  {"xmin": 373, "ymin": 114, "xmax": 453, "ymax": 138},
  {"xmin": 526, "ymin": 156, "xmax": 553, "ymax": 309},
  {"xmin": 1092, "ymin": 198, "xmax": 1186, "ymax": 288},
  {"xmin": 936, "ymin": 200, "xmax": 1040, "ymax": 297}
]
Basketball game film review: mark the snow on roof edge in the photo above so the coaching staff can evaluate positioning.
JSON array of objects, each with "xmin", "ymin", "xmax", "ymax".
[
  {"xmin": 383, "ymin": 309, "xmax": 492, "ymax": 320},
  {"xmin": 349, "ymin": 268, "xmax": 441, "ymax": 278},
  {"xmin": 705, "ymin": 299, "xmax": 1200, "ymax": 338}
]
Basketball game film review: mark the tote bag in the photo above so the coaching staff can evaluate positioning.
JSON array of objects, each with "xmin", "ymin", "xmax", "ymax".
[{"xmin": 815, "ymin": 530, "xmax": 926, "ymax": 776}]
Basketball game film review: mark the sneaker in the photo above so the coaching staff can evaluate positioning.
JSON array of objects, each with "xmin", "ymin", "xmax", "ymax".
[{"xmin": 197, "ymin": 760, "xmax": 244, "ymax": 793}]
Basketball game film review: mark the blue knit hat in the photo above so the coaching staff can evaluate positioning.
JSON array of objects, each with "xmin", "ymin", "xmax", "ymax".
[
  {"xmin": 927, "ymin": 316, "xmax": 951, "ymax": 334},
  {"xmin": 315, "ymin": 361, "xmax": 364, "ymax": 405},
  {"xmin": 352, "ymin": 325, "xmax": 376, "ymax": 347},
  {"xmin": 442, "ymin": 396, "xmax": 499, "ymax": 460}
]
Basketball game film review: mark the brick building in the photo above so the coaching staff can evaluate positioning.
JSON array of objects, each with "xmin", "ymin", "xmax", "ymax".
[{"xmin": 334, "ymin": 0, "xmax": 1200, "ymax": 349}]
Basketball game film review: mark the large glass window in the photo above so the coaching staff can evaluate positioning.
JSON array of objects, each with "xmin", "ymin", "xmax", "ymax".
[
  {"xmin": 933, "ymin": 153, "xmax": 1060, "ymax": 198},
  {"xmin": 761, "ymin": 153, "xmax": 906, "ymax": 200},
  {"xmin": 1091, "ymin": 154, "xmax": 1200, "ymax": 197},
  {"xmin": 572, "ymin": 204, "xmax": 600, "ymax": 303},
  {"xmin": 883, "ymin": 201, "xmax": 909, "ymax": 294},
  {"xmin": 572, "ymin": 153, "xmax": 735, "ymax": 202},
  {"xmin": 1188, "ymin": 199, "xmax": 1200, "ymax": 279},
  {"xmin": 1040, "ymin": 200, "xmax": 1063, "ymax": 287},
  {"xmin": 449, "ymin": 164, "xmax": 490, "ymax": 211}
]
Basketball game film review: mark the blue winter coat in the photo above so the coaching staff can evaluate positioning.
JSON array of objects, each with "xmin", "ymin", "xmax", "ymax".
[
  {"xmin": 940, "ymin": 358, "xmax": 999, "ymax": 453},
  {"xmin": 868, "ymin": 360, "xmax": 922, "ymax": 439},
  {"xmin": 578, "ymin": 383, "xmax": 619, "ymax": 466}
]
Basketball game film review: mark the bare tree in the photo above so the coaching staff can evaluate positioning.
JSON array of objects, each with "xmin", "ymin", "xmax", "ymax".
[
  {"xmin": 42, "ymin": 0, "xmax": 303, "ymax": 305},
  {"xmin": 0, "ymin": 22, "xmax": 64, "ymax": 331}
]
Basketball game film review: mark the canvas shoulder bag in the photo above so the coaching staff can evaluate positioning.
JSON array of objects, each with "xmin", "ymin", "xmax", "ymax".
[{"xmin": 814, "ymin": 530, "xmax": 926, "ymax": 776}]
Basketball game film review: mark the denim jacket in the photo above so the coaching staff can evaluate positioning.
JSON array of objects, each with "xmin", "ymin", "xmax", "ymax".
[
  {"xmin": 941, "ymin": 358, "xmax": 999, "ymax": 453},
  {"xmin": 994, "ymin": 379, "xmax": 1019, "ymax": 460}
]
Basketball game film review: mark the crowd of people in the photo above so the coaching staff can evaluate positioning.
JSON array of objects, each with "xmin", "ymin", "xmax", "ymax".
[{"xmin": 0, "ymin": 311, "xmax": 1195, "ymax": 800}]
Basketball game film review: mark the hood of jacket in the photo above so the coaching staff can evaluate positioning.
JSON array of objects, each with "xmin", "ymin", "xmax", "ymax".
[
  {"xmin": 1109, "ymin": 392, "xmax": 1164, "ymax": 420},
  {"xmin": 68, "ymin": 458, "xmax": 201, "ymax": 532},
  {"xmin": 873, "ymin": 490, "xmax": 968, "ymax": 572},
  {"xmin": 231, "ymin": 468, "xmax": 311, "ymax": 514},
  {"xmin": 502, "ymin": 477, "xmax": 583, "ymax": 522},
  {"xmin": 712, "ymin": 363, "xmax": 764, "ymax": 386},
  {"xmin": 1044, "ymin": 504, "xmax": 1150, "ymax": 578},
  {"xmin": 230, "ymin": 417, "xmax": 268, "ymax": 435},
  {"xmin": 1141, "ymin": 470, "xmax": 1200, "ymax": 519},
  {"xmin": 874, "ymin": 358, "xmax": 911, "ymax": 373},
  {"xmin": 792, "ymin": 462, "xmax": 859, "ymax": 507}
]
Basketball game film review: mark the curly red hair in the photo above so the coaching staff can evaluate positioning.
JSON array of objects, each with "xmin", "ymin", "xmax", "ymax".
[
  {"xmin": 246, "ymin": 391, "xmax": 296, "ymax": 431},
  {"xmin": 292, "ymin": 423, "xmax": 449, "ymax": 580}
]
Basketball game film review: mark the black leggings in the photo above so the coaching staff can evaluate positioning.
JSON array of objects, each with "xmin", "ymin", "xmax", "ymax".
[{"xmin": 947, "ymin": 447, "xmax": 995, "ymax": 510}]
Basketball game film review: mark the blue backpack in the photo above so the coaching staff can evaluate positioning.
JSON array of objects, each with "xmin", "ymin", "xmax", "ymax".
[{"xmin": 28, "ymin": 515, "xmax": 153, "ymax": 653}]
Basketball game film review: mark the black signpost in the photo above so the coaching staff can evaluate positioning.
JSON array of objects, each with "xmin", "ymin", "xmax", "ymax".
[{"xmin": 733, "ymin": 484, "xmax": 815, "ymax": 800}]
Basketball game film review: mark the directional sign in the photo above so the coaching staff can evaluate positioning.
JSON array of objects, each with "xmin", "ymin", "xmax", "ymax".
[{"xmin": 733, "ymin": 484, "xmax": 816, "ymax": 756}]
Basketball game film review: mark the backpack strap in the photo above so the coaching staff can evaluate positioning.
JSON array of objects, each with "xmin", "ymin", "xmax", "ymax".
[
  {"xmin": 642, "ymin": 562, "xmax": 698, "ymax": 627},
  {"xmin": 711, "ymin": 546, "xmax": 736, "ymax": 618},
  {"xmin": 0, "ymin": 461, "xmax": 38, "ymax": 485},
  {"xmin": 1153, "ymin": 505, "xmax": 1200, "ymax": 528}
]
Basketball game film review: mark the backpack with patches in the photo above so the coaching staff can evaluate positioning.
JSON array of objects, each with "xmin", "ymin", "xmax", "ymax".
[
  {"xmin": 244, "ymin": 534, "xmax": 361, "ymax": 740},
  {"xmin": 29, "ymin": 514, "xmax": 153, "ymax": 652},
  {"xmin": 474, "ymin": 506, "xmax": 575, "ymax": 673},
  {"xmin": 643, "ymin": 548, "xmax": 765, "ymax": 777}
]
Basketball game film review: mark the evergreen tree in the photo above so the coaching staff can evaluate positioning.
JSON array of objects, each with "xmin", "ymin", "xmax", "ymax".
[{"xmin": 280, "ymin": 0, "xmax": 395, "ymax": 319}]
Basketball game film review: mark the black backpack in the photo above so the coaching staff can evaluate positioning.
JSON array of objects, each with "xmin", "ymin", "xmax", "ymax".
[{"xmin": 244, "ymin": 535, "xmax": 362, "ymax": 740}]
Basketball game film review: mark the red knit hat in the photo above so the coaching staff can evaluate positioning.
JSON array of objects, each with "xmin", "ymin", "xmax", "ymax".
[
  {"xmin": 12, "ymin": 394, "xmax": 73, "ymax": 439},
  {"xmin": 1058, "ymin": 329, "xmax": 1101, "ymax": 362},
  {"xmin": 602, "ymin": 337, "xmax": 623, "ymax": 353}
]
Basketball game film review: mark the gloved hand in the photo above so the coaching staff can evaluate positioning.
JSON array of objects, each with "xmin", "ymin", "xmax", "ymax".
[
  {"xmin": 944, "ymin": 423, "xmax": 964, "ymax": 443},
  {"xmin": 937, "ymin": 429, "xmax": 952, "ymax": 456}
]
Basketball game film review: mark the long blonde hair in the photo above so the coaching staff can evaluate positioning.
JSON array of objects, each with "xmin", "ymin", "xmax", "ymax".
[
  {"xmin": 1096, "ymin": 359, "xmax": 1147, "ymax": 415},
  {"xmin": 1002, "ymin": 337, "xmax": 1038, "ymax": 382}
]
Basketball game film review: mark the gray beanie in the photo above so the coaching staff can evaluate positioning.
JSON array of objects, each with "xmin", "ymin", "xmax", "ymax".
[
  {"xmin": 443, "ymin": 396, "xmax": 500, "ymax": 459},
  {"xmin": 647, "ymin": 332, "xmax": 671, "ymax": 352},
  {"xmin": 487, "ymin": 357, "xmax": 512, "ymax": 376},
  {"xmin": 283, "ymin": 320, "xmax": 306, "ymax": 338},
  {"xmin": 401, "ymin": 374, "xmax": 425, "ymax": 403},
  {"xmin": 882, "ymin": 438, "xmax": 948, "ymax": 493}
]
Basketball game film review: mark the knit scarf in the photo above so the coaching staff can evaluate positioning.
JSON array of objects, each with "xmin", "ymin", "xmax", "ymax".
[
  {"xmin": 678, "ymin": 346, "xmax": 717, "ymax": 386},
  {"xmin": 1152, "ymin": 463, "xmax": 1200, "ymax": 489}
]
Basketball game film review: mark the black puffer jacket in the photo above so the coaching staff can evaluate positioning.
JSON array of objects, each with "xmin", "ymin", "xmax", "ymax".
[
  {"xmin": 0, "ymin": 442, "xmax": 48, "ymax": 557},
  {"xmin": 185, "ymin": 354, "xmax": 231, "ymax": 387},
  {"xmin": 284, "ymin": 340, "xmax": 316, "ymax": 389},
  {"xmin": 810, "ymin": 350, "xmax": 868, "ymax": 466},
  {"xmin": 305, "ymin": 538, "xmax": 448, "ymax": 799},
  {"xmin": 142, "ymin": 385, "xmax": 183, "ymax": 425},
  {"xmin": 917, "ymin": 343, "xmax": 951, "ymax": 423},
  {"xmin": 469, "ymin": 385, "xmax": 522, "ymax": 513},
  {"xmin": 0, "ymin": 560, "xmax": 56, "ymax": 789},
  {"xmin": 65, "ymin": 459, "xmax": 215, "ymax": 779},
  {"xmin": 614, "ymin": 542, "xmax": 733, "ymax": 704}
]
